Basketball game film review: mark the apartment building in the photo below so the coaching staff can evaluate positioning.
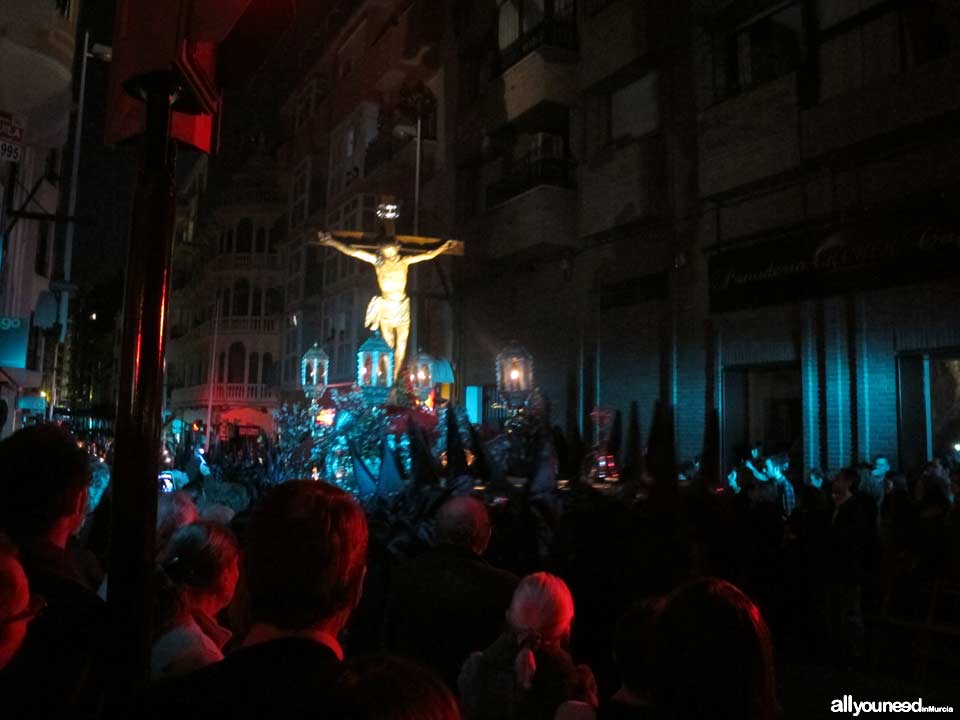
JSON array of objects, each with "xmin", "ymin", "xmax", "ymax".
[
  {"xmin": 275, "ymin": 0, "xmax": 451, "ymax": 392},
  {"xmin": 692, "ymin": 0, "xmax": 960, "ymax": 473},
  {"xmin": 166, "ymin": 147, "xmax": 287, "ymax": 438},
  {"xmin": 0, "ymin": 0, "xmax": 82, "ymax": 435},
  {"xmin": 167, "ymin": 0, "xmax": 960, "ymax": 473}
]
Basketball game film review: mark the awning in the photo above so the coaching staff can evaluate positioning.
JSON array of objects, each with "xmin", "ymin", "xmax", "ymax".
[{"xmin": 432, "ymin": 358, "xmax": 455, "ymax": 384}]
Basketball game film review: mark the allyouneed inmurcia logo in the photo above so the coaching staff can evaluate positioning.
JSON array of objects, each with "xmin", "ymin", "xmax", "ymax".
[{"xmin": 832, "ymin": 696, "xmax": 954, "ymax": 716}]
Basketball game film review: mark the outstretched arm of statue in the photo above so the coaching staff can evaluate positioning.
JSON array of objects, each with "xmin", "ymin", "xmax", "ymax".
[
  {"xmin": 403, "ymin": 239, "xmax": 458, "ymax": 265},
  {"xmin": 317, "ymin": 232, "xmax": 378, "ymax": 264}
]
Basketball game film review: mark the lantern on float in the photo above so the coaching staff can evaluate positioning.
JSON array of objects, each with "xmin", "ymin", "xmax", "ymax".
[
  {"xmin": 301, "ymin": 343, "xmax": 329, "ymax": 399},
  {"xmin": 357, "ymin": 331, "xmax": 394, "ymax": 403},
  {"xmin": 406, "ymin": 350, "xmax": 435, "ymax": 403},
  {"xmin": 496, "ymin": 341, "xmax": 534, "ymax": 409}
]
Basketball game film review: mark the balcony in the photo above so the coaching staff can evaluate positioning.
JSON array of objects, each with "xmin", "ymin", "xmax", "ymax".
[
  {"xmin": 214, "ymin": 316, "xmax": 280, "ymax": 335},
  {"xmin": 486, "ymin": 155, "xmax": 576, "ymax": 208},
  {"xmin": 492, "ymin": 19, "xmax": 578, "ymax": 78},
  {"xmin": 169, "ymin": 383, "xmax": 279, "ymax": 408},
  {"xmin": 362, "ymin": 130, "xmax": 438, "ymax": 182},
  {"xmin": 208, "ymin": 253, "xmax": 282, "ymax": 272},
  {"xmin": 0, "ymin": 1, "xmax": 78, "ymax": 145},
  {"xmin": 484, "ymin": 43, "xmax": 578, "ymax": 130},
  {"xmin": 481, "ymin": 160, "xmax": 578, "ymax": 259}
]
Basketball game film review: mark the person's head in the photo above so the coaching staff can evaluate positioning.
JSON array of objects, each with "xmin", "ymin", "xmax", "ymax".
[
  {"xmin": 651, "ymin": 578, "xmax": 776, "ymax": 720},
  {"xmin": 435, "ymin": 496, "xmax": 491, "ymax": 555},
  {"xmin": 245, "ymin": 481, "xmax": 367, "ymax": 634},
  {"xmin": 831, "ymin": 468, "xmax": 857, "ymax": 506},
  {"xmin": 613, "ymin": 599, "xmax": 661, "ymax": 699},
  {"xmin": 871, "ymin": 456, "xmax": 890, "ymax": 479},
  {"xmin": 0, "ymin": 534, "xmax": 37, "ymax": 670},
  {"xmin": 508, "ymin": 573, "xmax": 575, "ymax": 691},
  {"xmin": 332, "ymin": 655, "xmax": 460, "ymax": 720},
  {"xmin": 807, "ymin": 468, "xmax": 824, "ymax": 489},
  {"xmin": 380, "ymin": 242, "xmax": 400, "ymax": 260},
  {"xmin": 159, "ymin": 521, "xmax": 240, "ymax": 619},
  {"xmin": 156, "ymin": 490, "xmax": 198, "ymax": 555},
  {"xmin": 0, "ymin": 425, "xmax": 90, "ymax": 547}
]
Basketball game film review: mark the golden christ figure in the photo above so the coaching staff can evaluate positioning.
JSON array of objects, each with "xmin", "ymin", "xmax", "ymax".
[{"xmin": 318, "ymin": 232, "xmax": 457, "ymax": 378}]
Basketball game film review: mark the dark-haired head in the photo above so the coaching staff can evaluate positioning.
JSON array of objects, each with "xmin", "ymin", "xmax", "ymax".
[
  {"xmin": 332, "ymin": 655, "xmax": 460, "ymax": 720},
  {"xmin": 436, "ymin": 496, "xmax": 491, "ymax": 555},
  {"xmin": 0, "ymin": 425, "xmax": 90, "ymax": 545},
  {"xmin": 651, "ymin": 578, "xmax": 776, "ymax": 720},
  {"xmin": 245, "ymin": 481, "xmax": 367, "ymax": 632}
]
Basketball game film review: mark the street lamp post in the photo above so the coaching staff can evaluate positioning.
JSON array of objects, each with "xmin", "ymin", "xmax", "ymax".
[{"xmin": 49, "ymin": 32, "xmax": 112, "ymax": 420}]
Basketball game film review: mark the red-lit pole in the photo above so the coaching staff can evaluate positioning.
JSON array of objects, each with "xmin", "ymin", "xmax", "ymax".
[{"xmin": 108, "ymin": 75, "xmax": 178, "ymax": 702}]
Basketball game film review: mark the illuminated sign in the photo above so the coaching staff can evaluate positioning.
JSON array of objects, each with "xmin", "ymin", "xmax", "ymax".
[{"xmin": 0, "ymin": 316, "xmax": 29, "ymax": 369}]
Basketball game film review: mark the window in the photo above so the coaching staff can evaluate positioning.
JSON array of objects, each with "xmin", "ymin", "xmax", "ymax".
[
  {"xmin": 715, "ymin": 2, "xmax": 806, "ymax": 99},
  {"xmin": 266, "ymin": 287, "xmax": 283, "ymax": 315},
  {"xmin": 610, "ymin": 72, "xmax": 660, "ymax": 140},
  {"xmin": 251, "ymin": 287, "xmax": 263, "ymax": 316},
  {"xmin": 248, "ymin": 353, "xmax": 260, "ymax": 384},
  {"xmin": 233, "ymin": 278, "xmax": 250, "ymax": 316},
  {"xmin": 290, "ymin": 158, "xmax": 310, "ymax": 228},
  {"xmin": 227, "ymin": 342, "xmax": 245, "ymax": 384},
  {"xmin": 817, "ymin": 1, "xmax": 960, "ymax": 102},
  {"xmin": 35, "ymin": 223, "xmax": 50, "ymax": 277},
  {"xmin": 262, "ymin": 353, "xmax": 275, "ymax": 384},
  {"xmin": 236, "ymin": 218, "xmax": 253, "ymax": 252},
  {"xmin": 255, "ymin": 227, "xmax": 266, "ymax": 253},
  {"xmin": 269, "ymin": 217, "xmax": 284, "ymax": 253},
  {"xmin": 898, "ymin": 353, "xmax": 960, "ymax": 471},
  {"xmin": 498, "ymin": 1, "xmax": 521, "ymax": 50}
]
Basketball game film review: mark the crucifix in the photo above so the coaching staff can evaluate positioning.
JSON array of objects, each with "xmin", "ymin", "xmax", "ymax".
[{"xmin": 315, "ymin": 201, "xmax": 463, "ymax": 379}]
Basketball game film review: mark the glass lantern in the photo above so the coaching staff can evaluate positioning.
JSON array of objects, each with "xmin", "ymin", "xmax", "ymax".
[
  {"xmin": 496, "ymin": 341, "xmax": 534, "ymax": 409},
  {"xmin": 357, "ymin": 331, "xmax": 394, "ymax": 403},
  {"xmin": 406, "ymin": 350, "xmax": 436, "ymax": 405},
  {"xmin": 301, "ymin": 343, "xmax": 329, "ymax": 399}
]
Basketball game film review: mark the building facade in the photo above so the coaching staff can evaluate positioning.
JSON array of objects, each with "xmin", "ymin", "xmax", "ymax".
[
  {"xmin": 171, "ymin": 0, "xmax": 960, "ymax": 476},
  {"xmin": 166, "ymin": 149, "xmax": 287, "ymax": 439},
  {"xmin": 0, "ymin": 0, "xmax": 82, "ymax": 435}
]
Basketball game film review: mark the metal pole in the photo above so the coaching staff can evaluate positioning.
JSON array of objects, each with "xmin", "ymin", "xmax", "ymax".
[
  {"xmin": 410, "ymin": 113, "xmax": 422, "ymax": 355},
  {"xmin": 204, "ymin": 294, "xmax": 220, "ymax": 452},
  {"xmin": 48, "ymin": 339, "xmax": 59, "ymax": 421},
  {"xmin": 60, "ymin": 31, "xmax": 89, "ymax": 343},
  {"xmin": 107, "ymin": 76, "xmax": 177, "ymax": 702}
]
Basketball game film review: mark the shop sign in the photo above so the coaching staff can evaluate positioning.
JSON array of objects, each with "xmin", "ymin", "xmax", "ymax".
[
  {"xmin": 708, "ymin": 212, "xmax": 960, "ymax": 313},
  {"xmin": 0, "ymin": 112, "xmax": 25, "ymax": 164},
  {"xmin": 0, "ymin": 316, "xmax": 29, "ymax": 369}
]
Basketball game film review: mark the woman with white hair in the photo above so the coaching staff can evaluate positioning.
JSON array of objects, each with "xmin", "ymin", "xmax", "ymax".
[{"xmin": 458, "ymin": 572, "xmax": 596, "ymax": 720}]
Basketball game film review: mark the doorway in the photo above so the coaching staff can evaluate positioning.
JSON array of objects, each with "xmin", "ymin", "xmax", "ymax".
[
  {"xmin": 898, "ymin": 351, "xmax": 960, "ymax": 472},
  {"xmin": 722, "ymin": 364, "xmax": 803, "ymax": 472}
]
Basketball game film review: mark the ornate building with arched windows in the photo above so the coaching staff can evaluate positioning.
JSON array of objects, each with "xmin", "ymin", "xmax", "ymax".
[{"xmin": 166, "ymin": 144, "xmax": 287, "ymax": 442}]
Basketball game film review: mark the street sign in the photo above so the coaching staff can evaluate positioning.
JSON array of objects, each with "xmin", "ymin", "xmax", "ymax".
[{"xmin": 0, "ymin": 111, "xmax": 25, "ymax": 164}]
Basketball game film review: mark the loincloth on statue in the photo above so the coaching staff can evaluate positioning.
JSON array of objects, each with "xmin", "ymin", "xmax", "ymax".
[{"xmin": 364, "ymin": 295, "xmax": 411, "ymax": 331}]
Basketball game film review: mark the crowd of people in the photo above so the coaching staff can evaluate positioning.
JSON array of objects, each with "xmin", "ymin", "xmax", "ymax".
[{"xmin": 0, "ymin": 423, "xmax": 958, "ymax": 719}]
